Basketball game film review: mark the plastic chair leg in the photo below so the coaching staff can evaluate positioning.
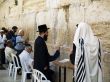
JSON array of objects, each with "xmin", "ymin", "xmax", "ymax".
[
  {"xmin": 11, "ymin": 65, "xmax": 14, "ymax": 77},
  {"xmin": 22, "ymin": 73, "xmax": 26, "ymax": 82},
  {"xmin": 9, "ymin": 64, "xmax": 13, "ymax": 76},
  {"xmin": 14, "ymin": 68, "xmax": 17, "ymax": 80}
]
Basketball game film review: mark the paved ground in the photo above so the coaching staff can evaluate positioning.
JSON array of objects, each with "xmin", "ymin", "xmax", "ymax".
[{"xmin": 0, "ymin": 69, "xmax": 31, "ymax": 82}]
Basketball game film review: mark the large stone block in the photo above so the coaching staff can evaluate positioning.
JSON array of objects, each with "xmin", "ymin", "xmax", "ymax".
[
  {"xmin": 55, "ymin": 8, "xmax": 67, "ymax": 46},
  {"xmin": 46, "ymin": 0, "xmax": 70, "ymax": 9},
  {"xmin": 86, "ymin": 2, "xmax": 110, "ymax": 23},
  {"xmin": 23, "ymin": 0, "xmax": 46, "ymax": 12},
  {"xmin": 45, "ymin": 9, "xmax": 58, "ymax": 44},
  {"xmin": 69, "ymin": 5, "xmax": 84, "ymax": 24},
  {"xmin": 46, "ymin": 0, "xmax": 59, "ymax": 9},
  {"xmin": 36, "ymin": 11, "xmax": 46, "ymax": 27}
]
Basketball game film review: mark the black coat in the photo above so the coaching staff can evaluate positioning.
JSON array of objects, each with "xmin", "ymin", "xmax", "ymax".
[
  {"xmin": 34, "ymin": 36, "xmax": 60, "ymax": 73},
  {"xmin": 70, "ymin": 43, "xmax": 76, "ymax": 65}
]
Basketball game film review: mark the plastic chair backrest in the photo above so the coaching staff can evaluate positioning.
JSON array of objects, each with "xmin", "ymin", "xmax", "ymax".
[
  {"xmin": 11, "ymin": 53, "xmax": 20, "ymax": 67},
  {"xmin": 5, "ymin": 50, "xmax": 12, "ymax": 63},
  {"xmin": 33, "ymin": 69, "xmax": 48, "ymax": 81}
]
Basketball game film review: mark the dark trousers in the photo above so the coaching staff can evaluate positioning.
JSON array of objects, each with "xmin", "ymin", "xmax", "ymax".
[
  {"xmin": 44, "ymin": 69, "xmax": 54, "ymax": 82},
  {"xmin": 0, "ymin": 49, "xmax": 5, "ymax": 65},
  {"xmin": 14, "ymin": 49, "xmax": 23, "ymax": 67},
  {"xmin": 15, "ymin": 54, "xmax": 22, "ymax": 74}
]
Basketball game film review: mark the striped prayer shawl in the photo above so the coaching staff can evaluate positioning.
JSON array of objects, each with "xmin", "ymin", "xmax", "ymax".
[
  {"xmin": 98, "ymin": 40, "xmax": 102, "ymax": 70},
  {"xmin": 75, "ymin": 38, "xmax": 86, "ymax": 82}
]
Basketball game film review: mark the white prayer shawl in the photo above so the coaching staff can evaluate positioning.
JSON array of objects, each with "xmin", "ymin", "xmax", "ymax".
[{"xmin": 73, "ymin": 22, "xmax": 102, "ymax": 82}]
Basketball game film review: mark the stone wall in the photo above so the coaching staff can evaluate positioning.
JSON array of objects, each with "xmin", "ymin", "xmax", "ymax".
[{"xmin": 0, "ymin": 0, "xmax": 110, "ymax": 82}]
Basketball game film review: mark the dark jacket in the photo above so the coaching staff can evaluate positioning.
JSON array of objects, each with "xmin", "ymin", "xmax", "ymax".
[
  {"xmin": 6, "ymin": 30, "xmax": 16, "ymax": 46},
  {"xmin": 34, "ymin": 36, "xmax": 60, "ymax": 73},
  {"xmin": 70, "ymin": 43, "xmax": 76, "ymax": 65}
]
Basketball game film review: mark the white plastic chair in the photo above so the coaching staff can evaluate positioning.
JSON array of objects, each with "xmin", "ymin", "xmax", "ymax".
[
  {"xmin": 11, "ymin": 53, "xmax": 21, "ymax": 80},
  {"xmin": 32, "ymin": 69, "xmax": 51, "ymax": 82},
  {"xmin": 20, "ymin": 59, "xmax": 32, "ymax": 82},
  {"xmin": 8, "ymin": 62, "xmax": 14, "ymax": 76},
  {"xmin": 5, "ymin": 51, "xmax": 14, "ymax": 77}
]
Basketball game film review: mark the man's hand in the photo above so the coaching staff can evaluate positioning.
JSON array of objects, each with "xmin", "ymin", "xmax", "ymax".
[
  {"xmin": 56, "ymin": 46, "xmax": 60, "ymax": 51},
  {"xmin": 44, "ymin": 66, "xmax": 48, "ymax": 70}
]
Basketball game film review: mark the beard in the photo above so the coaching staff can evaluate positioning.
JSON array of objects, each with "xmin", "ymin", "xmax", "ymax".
[{"xmin": 43, "ymin": 35, "xmax": 48, "ymax": 41}]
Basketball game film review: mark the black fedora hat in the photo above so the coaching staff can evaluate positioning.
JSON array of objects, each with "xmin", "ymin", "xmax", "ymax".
[
  {"xmin": 37, "ymin": 24, "xmax": 50, "ymax": 32},
  {"xmin": 12, "ymin": 26, "xmax": 18, "ymax": 29}
]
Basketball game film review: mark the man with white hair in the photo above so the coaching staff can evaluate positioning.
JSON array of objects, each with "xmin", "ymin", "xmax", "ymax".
[
  {"xmin": 19, "ymin": 44, "xmax": 33, "ymax": 79},
  {"xmin": 70, "ymin": 22, "xmax": 102, "ymax": 82},
  {"xmin": 15, "ymin": 29, "xmax": 25, "ymax": 55}
]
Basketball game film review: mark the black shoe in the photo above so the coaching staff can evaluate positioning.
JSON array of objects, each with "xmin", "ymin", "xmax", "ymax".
[
  {"xmin": 17, "ymin": 69, "xmax": 22, "ymax": 75},
  {"xmin": 17, "ymin": 71, "xmax": 22, "ymax": 75},
  {"xmin": 27, "ymin": 73, "xmax": 31, "ymax": 79}
]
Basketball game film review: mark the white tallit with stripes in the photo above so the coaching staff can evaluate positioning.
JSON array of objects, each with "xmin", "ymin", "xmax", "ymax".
[{"xmin": 73, "ymin": 22, "xmax": 102, "ymax": 82}]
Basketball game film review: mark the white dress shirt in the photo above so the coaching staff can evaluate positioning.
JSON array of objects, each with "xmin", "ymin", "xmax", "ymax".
[{"xmin": 19, "ymin": 50, "xmax": 33, "ymax": 72}]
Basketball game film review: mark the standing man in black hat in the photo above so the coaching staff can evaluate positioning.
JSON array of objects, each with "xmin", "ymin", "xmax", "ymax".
[{"xmin": 34, "ymin": 24, "xmax": 60, "ymax": 82}]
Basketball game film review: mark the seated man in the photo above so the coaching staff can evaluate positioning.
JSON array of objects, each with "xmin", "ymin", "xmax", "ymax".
[
  {"xmin": 5, "ymin": 40, "xmax": 22, "ymax": 74},
  {"xmin": 5, "ymin": 40, "xmax": 17, "ymax": 63},
  {"xmin": 19, "ymin": 44, "xmax": 33, "ymax": 79}
]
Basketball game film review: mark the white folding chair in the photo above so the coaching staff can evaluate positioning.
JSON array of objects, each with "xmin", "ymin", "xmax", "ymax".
[
  {"xmin": 11, "ymin": 53, "xmax": 21, "ymax": 80},
  {"xmin": 20, "ymin": 59, "xmax": 32, "ymax": 82},
  {"xmin": 32, "ymin": 69, "xmax": 51, "ymax": 82},
  {"xmin": 8, "ymin": 62, "xmax": 14, "ymax": 77},
  {"xmin": 5, "ymin": 52, "xmax": 14, "ymax": 76}
]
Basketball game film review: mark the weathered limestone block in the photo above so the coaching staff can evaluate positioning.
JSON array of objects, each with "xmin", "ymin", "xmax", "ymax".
[
  {"xmin": 102, "ymin": 53, "xmax": 110, "ymax": 82},
  {"xmin": 0, "ymin": 0, "xmax": 4, "ymax": 4},
  {"xmin": 46, "ymin": 0, "xmax": 70, "ymax": 9},
  {"xmin": 36, "ymin": 11, "xmax": 46, "ymax": 27},
  {"xmin": 20, "ymin": 12, "xmax": 36, "ymax": 41},
  {"xmin": 91, "ymin": 22, "xmax": 110, "ymax": 52},
  {"xmin": 46, "ymin": 9, "xmax": 58, "ymax": 28},
  {"xmin": 69, "ymin": 5, "xmax": 84, "ymax": 24},
  {"xmin": 6, "ymin": 16, "xmax": 19, "ymax": 28},
  {"xmin": 46, "ymin": 0, "xmax": 59, "ymax": 9},
  {"xmin": 46, "ymin": 9, "xmax": 58, "ymax": 44},
  {"xmin": 86, "ymin": 2, "xmax": 110, "ymax": 23},
  {"xmin": 10, "ymin": 6, "xmax": 20, "ymax": 16},
  {"xmin": 55, "ymin": 8, "xmax": 67, "ymax": 47},
  {"xmin": 5, "ymin": 12, "xmax": 36, "ymax": 41},
  {"xmin": 70, "ymin": 0, "xmax": 90, "ymax": 5},
  {"xmin": 23, "ymin": 0, "xmax": 46, "ymax": 12},
  {"xmin": 0, "ymin": 0, "xmax": 10, "ymax": 22},
  {"xmin": 58, "ymin": 0, "xmax": 70, "ymax": 7}
]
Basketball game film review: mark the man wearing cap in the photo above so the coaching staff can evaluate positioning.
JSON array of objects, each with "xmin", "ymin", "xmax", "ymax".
[
  {"xmin": 6, "ymin": 26, "xmax": 18, "ymax": 46},
  {"xmin": 19, "ymin": 44, "xmax": 33, "ymax": 79},
  {"xmin": 34, "ymin": 24, "xmax": 60, "ymax": 82},
  {"xmin": 0, "ymin": 30, "xmax": 7, "ymax": 69}
]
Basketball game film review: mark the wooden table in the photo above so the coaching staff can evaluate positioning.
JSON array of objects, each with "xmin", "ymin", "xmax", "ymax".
[{"xmin": 52, "ymin": 60, "xmax": 74, "ymax": 82}]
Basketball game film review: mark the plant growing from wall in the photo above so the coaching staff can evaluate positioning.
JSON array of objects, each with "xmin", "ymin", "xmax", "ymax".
[{"xmin": 15, "ymin": 0, "xmax": 18, "ymax": 5}]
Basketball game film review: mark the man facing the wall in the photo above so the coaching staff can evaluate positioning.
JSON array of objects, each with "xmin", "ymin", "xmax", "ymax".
[{"xmin": 34, "ymin": 24, "xmax": 60, "ymax": 82}]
